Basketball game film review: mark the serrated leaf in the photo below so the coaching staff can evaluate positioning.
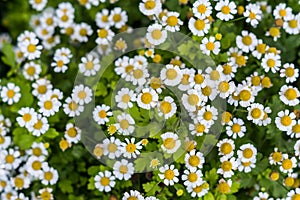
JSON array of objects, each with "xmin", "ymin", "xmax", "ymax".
[
  {"xmin": 143, "ymin": 181, "xmax": 161, "ymax": 196},
  {"xmin": 59, "ymin": 179, "xmax": 74, "ymax": 193},
  {"xmin": 42, "ymin": 128, "xmax": 59, "ymax": 139},
  {"xmin": 13, "ymin": 127, "xmax": 35, "ymax": 150}
]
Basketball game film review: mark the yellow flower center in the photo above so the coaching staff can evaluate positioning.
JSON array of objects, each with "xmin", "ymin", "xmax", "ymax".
[
  {"xmin": 292, "ymin": 124, "xmax": 300, "ymax": 133},
  {"xmin": 242, "ymin": 36, "xmax": 252, "ymax": 46},
  {"xmin": 164, "ymin": 169, "xmax": 175, "ymax": 180},
  {"xmin": 133, "ymin": 69, "xmax": 144, "ymax": 79},
  {"xmin": 37, "ymin": 85, "xmax": 47, "ymax": 94},
  {"xmin": 284, "ymin": 177, "xmax": 294, "ymax": 187},
  {"xmin": 210, "ymin": 70, "xmax": 220, "ymax": 80},
  {"xmin": 289, "ymin": 20, "xmax": 298, "ymax": 29},
  {"xmin": 188, "ymin": 94, "xmax": 199, "ymax": 106},
  {"xmin": 0, "ymin": 136, "xmax": 5, "ymax": 144},
  {"xmin": 44, "ymin": 100, "xmax": 53, "ymax": 110},
  {"xmin": 32, "ymin": 147, "xmax": 42, "ymax": 156},
  {"xmin": 197, "ymin": 4, "xmax": 207, "ymax": 14},
  {"xmin": 160, "ymin": 101, "xmax": 172, "ymax": 114},
  {"xmin": 249, "ymin": 12, "xmax": 256, "ymax": 19},
  {"xmin": 14, "ymin": 177, "xmax": 24, "ymax": 189},
  {"xmin": 141, "ymin": 92, "xmax": 153, "ymax": 104},
  {"xmin": 279, "ymin": 9, "xmax": 286, "ymax": 17},
  {"xmin": 79, "ymin": 0, "xmax": 88, "ymax": 5},
  {"xmin": 151, "ymin": 29, "xmax": 162, "ymax": 40},
  {"xmin": 269, "ymin": 27, "xmax": 280, "ymax": 37},
  {"xmin": 120, "ymin": 119, "xmax": 129, "ymax": 129},
  {"xmin": 98, "ymin": 29, "xmax": 108, "ymax": 38},
  {"xmin": 181, "ymin": 74, "xmax": 190, "ymax": 85},
  {"xmin": 221, "ymin": 6, "xmax": 230, "ymax": 14},
  {"xmin": 236, "ymin": 55, "xmax": 246, "ymax": 66},
  {"xmin": 282, "ymin": 159, "xmax": 293, "ymax": 170},
  {"xmin": 166, "ymin": 68, "xmax": 178, "ymax": 80},
  {"xmin": 194, "ymin": 74, "xmax": 204, "ymax": 84},
  {"xmin": 98, "ymin": 110, "xmax": 107, "ymax": 118},
  {"xmin": 100, "ymin": 177, "xmax": 110, "ymax": 186},
  {"xmin": 292, "ymin": 194, "xmax": 300, "ymax": 200},
  {"xmin": 206, "ymin": 42, "xmax": 215, "ymax": 51},
  {"xmin": 195, "ymin": 123, "xmax": 205, "ymax": 133},
  {"xmin": 251, "ymin": 108, "xmax": 262, "ymax": 119},
  {"xmin": 188, "ymin": 172, "xmax": 198, "ymax": 182},
  {"xmin": 107, "ymin": 143, "xmax": 117, "ymax": 152},
  {"xmin": 285, "ymin": 88, "xmax": 297, "ymax": 100},
  {"xmin": 85, "ymin": 61, "xmax": 94, "ymax": 70},
  {"xmin": 78, "ymin": 91, "xmax": 87, "ymax": 99},
  {"xmin": 231, "ymin": 124, "xmax": 241, "ymax": 133},
  {"xmin": 5, "ymin": 155, "xmax": 15, "ymax": 163},
  {"xmin": 128, "ymin": 197, "xmax": 138, "ymax": 200},
  {"xmin": 239, "ymin": 90, "xmax": 251, "ymax": 101},
  {"xmin": 67, "ymin": 127, "xmax": 77, "ymax": 138},
  {"xmin": 44, "ymin": 171, "xmax": 53, "ymax": 181},
  {"xmin": 26, "ymin": 66, "xmax": 36, "ymax": 76},
  {"xmin": 193, "ymin": 185, "xmax": 203, "ymax": 193},
  {"xmin": 218, "ymin": 182, "xmax": 230, "ymax": 194},
  {"xmin": 119, "ymin": 165, "xmax": 128, "ymax": 174},
  {"xmin": 79, "ymin": 28, "xmax": 87, "ymax": 36},
  {"xmin": 23, "ymin": 113, "xmax": 32, "ymax": 122},
  {"xmin": 145, "ymin": 0, "xmax": 156, "ymax": 9},
  {"xmin": 251, "ymin": 76, "xmax": 261, "ymax": 86},
  {"xmin": 163, "ymin": 138, "xmax": 176, "ymax": 150},
  {"xmin": 261, "ymin": 77, "xmax": 272, "ymax": 88},
  {"xmin": 32, "ymin": 160, "xmax": 42, "ymax": 170},
  {"xmin": 93, "ymin": 146, "xmax": 103, "ymax": 157},
  {"xmin": 221, "ymin": 161, "xmax": 232, "ymax": 171},
  {"xmin": 281, "ymin": 116, "xmax": 292, "ymax": 126},
  {"xmin": 221, "ymin": 143, "xmax": 232, "ymax": 154},
  {"xmin": 68, "ymin": 101, "xmax": 78, "ymax": 111},
  {"xmin": 189, "ymin": 155, "xmax": 200, "ymax": 167},
  {"xmin": 285, "ymin": 67, "xmax": 295, "ymax": 77},
  {"xmin": 202, "ymin": 86, "xmax": 212, "ymax": 96},
  {"xmin": 222, "ymin": 64, "xmax": 232, "ymax": 75},
  {"xmin": 108, "ymin": 125, "xmax": 117, "ymax": 135},
  {"xmin": 102, "ymin": 15, "xmax": 109, "ymax": 22},
  {"xmin": 33, "ymin": 120, "xmax": 43, "ymax": 130},
  {"xmin": 40, "ymin": 191, "xmax": 51, "ymax": 200},
  {"xmin": 203, "ymin": 111, "xmax": 213, "ymax": 120},
  {"xmin": 267, "ymin": 59, "xmax": 275, "ymax": 68},
  {"xmin": 194, "ymin": 19, "xmax": 205, "ymax": 30},
  {"xmin": 27, "ymin": 44, "xmax": 36, "ymax": 53},
  {"xmin": 222, "ymin": 112, "xmax": 232, "ymax": 124},
  {"xmin": 166, "ymin": 16, "xmax": 178, "ymax": 26},
  {"xmin": 243, "ymin": 148, "xmax": 253, "ymax": 159},
  {"xmin": 126, "ymin": 143, "xmax": 136, "ymax": 153},
  {"xmin": 7, "ymin": 89, "xmax": 15, "ymax": 98},
  {"xmin": 218, "ymin": 81, "xmax": 230, "ymax": 93}
]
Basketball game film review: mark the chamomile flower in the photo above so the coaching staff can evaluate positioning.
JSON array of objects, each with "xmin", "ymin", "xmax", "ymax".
[
  {"xmin": 11, "ymin": 175, "xmax": 30, "ymax": 190},
  {"xmin": 197, "ymin": 105, "xmax": 218, "ymax": 126},
  {"xmin": 200, "ymin": 36, "xmax": 221, "ymax": 56},
  {"xmin": 217, "ymin": 139, "xmax": 235, "ymax": 159},
  {"xmin": 146, "ymin": 24, "xmax": 167, "ymax": 46},
  {"xmin": 32, "ymin": 78, "xmax": 53, "ymax": 98},
  {"xmin": 217, "ymin": 79, "xmax": 236, "ymax": 98},
  {"xmin": 17, "ymin": 107, "xmax": 38, "ymax": 128},
  {"xmin": 93, "ymin": 104, "xmax": 112, "ymax": 125},
  {"xmin": 189, "ymin": 121, "xmax": 210, "ymax": 136},
  {"xmin": 38, "ymin": 188, "xmax": 53, "ymax": 200},
  {"xmin": 0, "ymin": 134, "xmax": 11, "ymax": 150},
  {"xmin": 226, "ymin": 118, "xmax": 246, "ymax": 139},
  {"xmin": 217, "ymin": 157, "xmax": 238, "ymax": 178},
  {"xmin": 72, "ymin": 23, "xmax": 93, "ymax": 42},
  {"xmin": 94, "ymin": 171, "xmax": 116, "ymax": 192},
  {"xmin": 279, "ymin": 154, "xmax": 297, "ymax": 173},
  {"xmin": 131, "ymin": 65, "xmax": 149, "ymax": 86},
  {"xmin": 237, "ymin": 143, "xmax": 257, "ymax": 162},
  {"xmin": 116, "ymin": 113, "xmax": 135, "ymax": 135},
  {"xmin": 38, "ymin": 94, "xmax": 61, "ymax": 117},
  {"xmin": 162, "ymin": 12, "xmax": 183, "ymax": 32},
  {"xmin": 72, "ymin": 84, "xmax": 93, "ymax": 105},
  {"xmin": 161, "ymin": 132, "xmax": 181, "ymax": 154},
  {"xmin": 136, "ymin": 88, "xmax": 158, "ymax": 110},
  {"xmin": 279, "ymin": 85, "xmax": 300, "ymax": 106},
  {"xmin": 261, "ymin": 53, "xmax": 281, "ymax": 73},
  {"xmin": 95, "ymin": 9, "xmax": 111, "ymax": 28},
  {"xmin": 26, "ymin": 156, "xmax": 46, "ymax": 177},
  {"xmin": 269, "ymin": 148, "xmax": 283, "ymax": 165},
  {"xmin": 287, "ymin": 120, "xmax": 300, "ymax": 138},
  {"xmin": 0, "ymin": 83, "xmax": 21, "ymax": 105},
  {"xmin": 103, "ymin": 137, "xmax": 122, "ymax": 159},
  {"xmin": 64, "ymin": 123, "xmax": 81, "ymax": 144},
  {"xmin": 160, "ymin": 64, "xmax": 182, "ymax": 86},
  {"xmin": 120, "ymin": 138, "xmax": 142, "ymax": 159},
  {"xmin": 78, "ymin": 54, "xmax": 100, "ymax": 76},
  {"xmin": 280, "ymin": 63, "xmax": 299, "ymax": 83},
  {"xmin": 109, "ymin": 7, "xmax": 128, "ymax": 29},
  {"xmin": 286, "ymin": 188, "xmax": 300, "ymax": 200},
  {"xmin": 63, "ymin": 97, "xmax": 84, "ymax": 117},
  {"xmin": 247, "ymin": 103, "xmax": 264, "ymax": 124},
  {"xmin": 283, "ymin": 14, "xmax": 300, "ymax": 35},
  {"xmin": 27, "ymin": 142, "xmax": 48, "ymax": 157},
  {"xmin": 23, "ymin": 61, "xmax": 42, "ymax": 81},
  {"xmin": 96, "ymin": 28, "xmax": 114, "ymax": 45},
  {"xmin": 158, "ymin": 96, "xmax": 177, "ymax": 119},
  {"xmin": 257, "ymin": 107, "xmax": 272, "ymax": 126},
  {"xmin": 217, "ymin": 64, "xmax": 237, "ymax": 80},
  {"xmin": 115, "ymin": 88, "xmax": 136, "ymax": 109},
  {"xmin": 51, "ymin": 55, "xmax": 69, "ymax": 73},
  {"xmin": 182, "ymin": 89, "xmax": 204, "ymax": 112},
  {"xmin": 122, "ymin": 190, "xmax": 144, "ymax": 200},
  {"xmin": 185, "ymin": 149, "xmax": 205, "ymax": 170},
  {"xmin": 181, "ymin": 168, "xmax": 203, "ymax": 187},
  {"xmin": 27, "ymin": 114, "xmax": 49, "ymax": 137},
  {"xmin": 113, "ymin": 159, "xmax": 134, "ymax": 181},
  {"xmin": 188, "ymin": 18, "xmax": 210, "ymax": 37},
  {"xmin": 266, "ymin": 27, "xmax": 281, "ymax": 41},
  {"xmin": 20, "ymin": 37, "xmax": 43, "ymax": 60},
  {"xmin": 273, "ymin": 3, "xmax": 292, "ymax": 20},
  {"xmin": 192, "ymin": 0, "xmax": 212, "ymax": 19},
  {"xmin": 139, "ymin": 0, "xmax": 162, "ymax": 16},
  {"xmin": 235, "ymin": 85, "xmax": 255, "ymax": 107},
  {"xmin": 275, "ymin": 110, "xmax": 296, "ymax": 131},
  {"xmin": 29, "ymin": 0, "xmax": 47, "ymax": 11},
  {"xmin": 189, "ymin": 69, "xmax": 206, "ymax": 90},
  {"xmin": 0, "ymin": 148, "xmax": 22, "ymax": 170},
  {"xmin": 40, "ymin": 163, "xmax": 59, "ymax": 185},
  {"xmin": 237, "ymin": 158, "xmax": 256, "ymax": 173},
  {"xmin": 187, "ymin": 181, "xmax": 209, "ymax": 198},
  {"xmin": 158, "ymin": 164, "xmax": 179, "ymax": 186},
  {"xmin": 215, "ymin": 0, "xmax": 237, "ymax": 21},
  {"xmin": 236, "ymin": 31, "xmax": 258, "ymax": 53},
  {"xmin": 244, "ymin": 3, "xmax": 262, "ymax": 27}
]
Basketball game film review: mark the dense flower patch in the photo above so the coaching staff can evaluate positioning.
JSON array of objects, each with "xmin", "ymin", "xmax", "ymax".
[{"xmin": 0, "ymin": 0, "xmax": 300, "ymax": 199}]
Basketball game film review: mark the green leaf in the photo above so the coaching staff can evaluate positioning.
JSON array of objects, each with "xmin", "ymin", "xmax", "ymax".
[
  {"xmin": 229, "ymin": 181, "xmax": 240, "ymax": 194},
  {"xmin": 204, "ymin": 192, "xmax": 215, "ymax": 200},
  {"xmin": 13, "ymin": 127, "xmax": 35, "ymax": 150},
  {"xmin": 204, "ymin": 168, "xmax": 219, "ymax": 186},
  {"xmin": 59, "ymin": 179, "xmax": 74, "ymax": 193},
  {"xmin": 142, "ymin": 181, "xmax": 161, "ymax": 196},
  {"xmin": 87, "ymin": 177, "xmax": 95, "ymax": 190},
  {"xmin": 95, "ymin": 81, "xmax": 108, "ymax": 97},
  {"xmin": 42, "ymin": 128, "xmax": 60, "ymax": 139},
  {"xmin": 1, "ymin": 43, "xmax": 17, "ymax": 74}
]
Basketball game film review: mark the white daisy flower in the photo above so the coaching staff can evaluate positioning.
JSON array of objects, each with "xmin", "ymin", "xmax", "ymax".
[
  {"xmin": 63, "ymin": 97, "xmax": 84, "ymax": 117},
  {"xmin": 96, "ymin": 28, "xmax": 115, "ymax": 45},
  {"xmin": 192, "ymin": 0, "xmax": 212, "ymax": 19},
  {"xmin": 189, "ymin": 69, "xmax": 207, "ymax": 90},
  {"xmin": 217, "ymin": 64, "xmax": 237, "ymax": 81},
  {"xmin": 32, "ymin": 78, "xmax": 53, "ymax": 98},
  {"xmin": 182, "ymin": 89, "xmax": 204, "ymax": 112},
  {"xmin": 0, "ymin": 134, "xmax": 11, "ymax": 150},
  {"xmin": 237, "ymin": 158, "xmax": 256, "ymax": 173},
  {"xmin": 275, "ymin": 109, "xmax": 296, "ymax": 132},
  {"xmin": 217, "ymin": 79, "xmax": 236, "ymax": 98},
  {"xmin": 120, "ymin": 138, "xmax": 142, "ymax": 159},
  {"xmin": 109, "ymin": 7, "xmax": 128, "ymax": 29},
  {"xmin": 158, "ymin": 164, "xmax": 179, "ymax": 186},
  {"xmin": 160, "ymin": 64, "xmax": 182, "ymax": 86},
  {"xmin": 25, "ymin": 156, "xmax": 46, "ymax": 178},
  {"xmin": 158, "ymin": 96, "xmax": 177, "ymax": 119},
  {"xmin": 11, "ymin": 175, "xmax": 30, "ymax": 190},
  {"xmin": 273, "ymin": 3, "xmax": 292, "ymax": 20},
  {"xmin": 79, "ymin": 54, "xmax": 100, "ymax": 77},
  {"xmin": 197, "ymin": 105, "xmax": 218, "ymax": 127},
  {"xmin": 17, "ymin": 107, "xmax": 38, "ymax": 128},
  {"xmin": 29, "ymin": 0, "xmax": 47, "ymax": 11},
  {"xmin": 95, "ymin": 9, "xmax": 111, "ymax": 28},
  {"xmin": 161, "ymin": 132, "xmax": 181, "ymax": 154},
  {"xmin": 115, "ymin": 113, "xmax": 135, "ymax": 135},
  {"xmin": 217, "ymin": 157, "xmax": 238, "ymax": 178},
  {"xmin": 215, "ymin": 0, "xmax": 237, "ymax": 21},
  {"xmin": 283, "ymin": 14, "xmax": 300, "ymax": 35},
  {"xmin": 247, "ymin": 103, "xmax": 264, "ymax": 124},
  {"xmin": 139, "ymin": 0, "xmax": 162, "ymax": 16},
  {"xmin": 136, "ymin": 88, "xmax": 158, "ymax": 110},
  {"xmin": 184, "ymin": 149, "xmax": 205, "ymax": 170},
  {"xmin": 226, "ymin": 118, "xmax": 246, "ymax": 139},
  {"xmin": 72, "ymin": 84, "xmax": 93, "ymax": 105},
  {"xmin": 200, "ymin": 36, "xmax": 221, "ymax": 56},
  {"xmin": 64, "ymin": 123, "xmax": 81, "ymax": 144},
  {"xmin": 103, "ymin": 137, "xmax": 122, "ymax": 159},
  {"xmin": 131, "ymin": 65, "xmax": 149, "ymax": 86},
  {"xmin": 51, "ymin": 55, "xmax": 69, "ymax": 73},
  {"xmin": 27, "ymin": 114, "xmax": 49, "ymax": 137},
  {"xmin": 279, "ymin": 154, "xmax": 297, "ymax": 173},
  {"xmin": 261, "ymin": 53, "xmax": 281, "ymax": 73},
  {"xmin": 94, "ymin": 171, "xmax": 116, "ymax": 192},
  {"xmin": 122, "ymin": 190, "xmax": 144, "ymax": 200},
  {"xmin": 38, "ymin": 94, "xmax": 61, "ymax": 117},
  {"xmin": 93, "ymin": 104, "xmax": 112, "ymax": 125},
  {"xmin": 178, "ymin": 68, "xmax": 194, "ymax": 91},
  {"xmin": 40, "ymin": 163, "xmax": 59, "ymax": 185},
  {"xmin": 235, "ymin": 85, "xmax": 256, "ymax": 107},
  {"xmin": 113, "ymin": 159, "xmax": 134, "ymax": 181},
  {"xmin": 252, "ymin": 39, "xmax": 268, "ymax": 59},
  {"xmin": 188, "ymin": 17, "xmax": 210, "ymax": 37},
  {"xmin": 279, "ymin": 85, "xmax": 300, "ymax": 106},
  {"xmin": 257, "ymin": 106, "xmax": 272, "ymax": 126},
  {"xmin": 162, "ymin": 11, "xmax": 183, "ymax": 32},
  {"xmin": 0, "ymin": 83, "xmax": 21, "ymax": 105},
  {"xmin": 187, "ymin": 181, "xmax": 209, "ymax": 198},
  {"xmin": 269, "ymin": 148, "xmax": 283, "ymax": 165},
  {"xmin": 189, "ymin": 121, "xmax": 210, "ymax": 137},
  {"xmin": 146, "ymin": 24, "xmax": 167, "ymax": 46},
  {"xmin": 181, "ymin": 168, "xmax": 203, "ymax": 187},
  {"xmin": 20, "ymin": 37, "xmax": 43, "ymax": 60},
  {"xmin": 217, "ymin": 138, "xmax": 235, "ymax": 159},
  {"xmin": 115, "ymin": 88, "xmax": 136, "ymax": 109},
  {"xmin": 54, "ymin": 47, "xmax": 73, "ymax": 59},
  {"xmin": 265, "ymin": 27, "xmax": 281, "ymax": 42},
  {"xmin": 237, "ymin": 143, "xmax": 257, "ymax": 162},
  {"xmin": 287, "ymin": 120, "xmax": 300, "ymax": 138},
  {"xmin": 72, "ymin": 23, "xmax": 93, "ymax": 43},
  {"xmin": 280, "ymin": 63, "xmax": 299, "ymax": 83},
  {"xmin": 286, "ymin": 188, "xmax": 300, "ymax": 200},
  {"xmin": 0, "ymin": 148, "xmax": 22, "ymax": 170},
  {"xmin": 23, "ymin": 61, "xmax": 42, "ymax": 81},
  {"xmin": 26, "ymin": 142, "xmax": 48, "ymax": 157},
  {"xmin": 244, "ymin": 3, "xmax": 262, "ymax": 27},
  {"xmin": 236, "ymin": 31, "xmax": 258, "ymax": 53}
]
